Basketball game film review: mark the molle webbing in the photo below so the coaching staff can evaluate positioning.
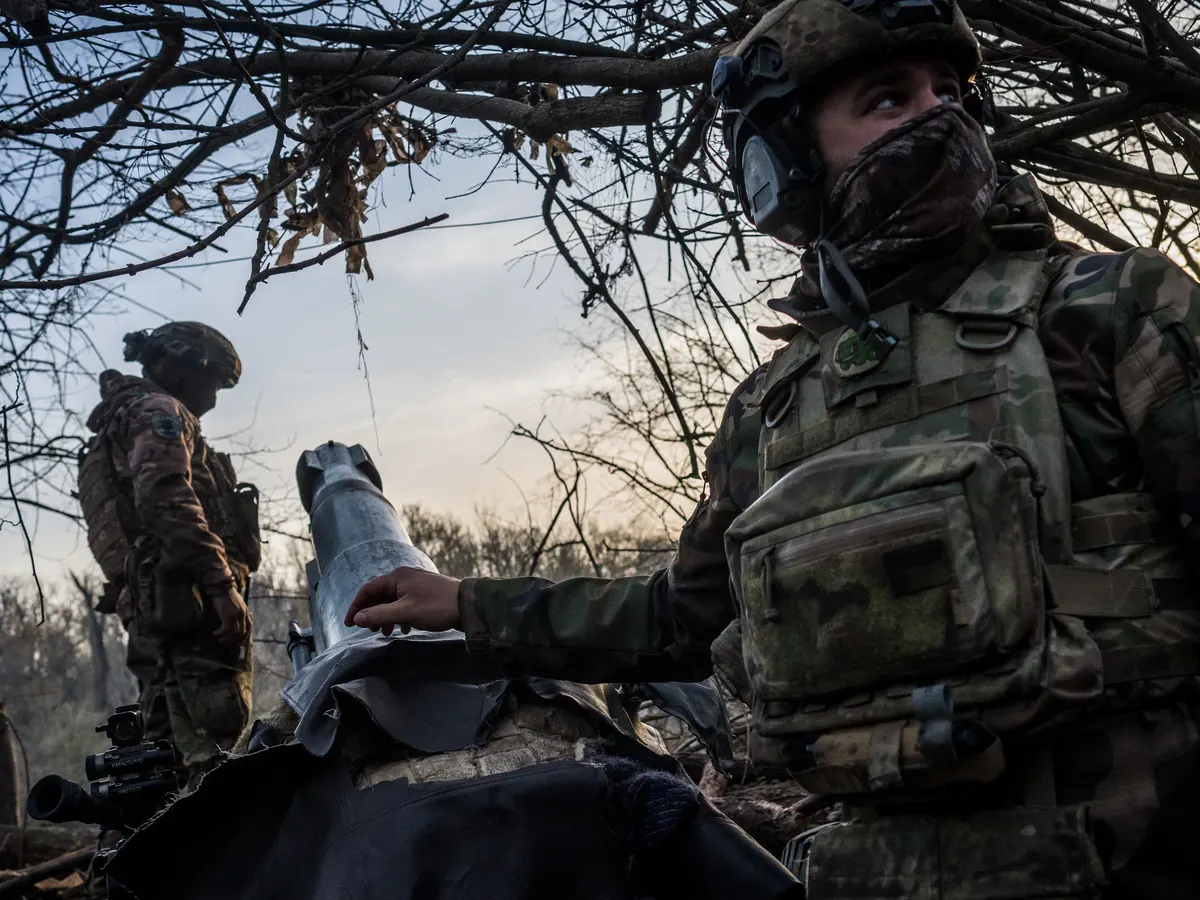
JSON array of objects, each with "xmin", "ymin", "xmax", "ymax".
[
  {"xmin": 764, "ymin": 366, "xmax": 1010, "ymax": 470},
  {"xmin": 1045, "ymin": 567, "xmax": 1200, "ymax": 618}
]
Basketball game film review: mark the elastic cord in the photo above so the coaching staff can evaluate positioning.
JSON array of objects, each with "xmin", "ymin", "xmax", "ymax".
[{"xmin": 815, "ymin": 239, "xmax": 900, "ymax": 359}]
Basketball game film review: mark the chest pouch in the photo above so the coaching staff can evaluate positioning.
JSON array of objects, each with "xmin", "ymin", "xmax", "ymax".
[{"xmin": 728, "ymin": 440, "xmax": 1047, "ymax": 723}]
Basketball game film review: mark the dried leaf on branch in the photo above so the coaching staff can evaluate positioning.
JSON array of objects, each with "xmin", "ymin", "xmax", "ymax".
[
  {"xmin": 545, "ymin": 135, "xmax": 575, "ymax": 173},
  {"xmin": 213, "ymin": 174, "xmax": 254, "ymax": 222},
  {"xmin": 502, "ymin": 128, "xmax": 527, "ymax": 154},
  {"xmin": 378, "ymin": 111, "xmax": 437, "ymax": 165},
  {"xmin": 165, "ymin": 189, "xmax": 191, "ymax": 216},
  {"xmin": 275, "ymin": 209, "xmax": 322, "ymax": 267},
  {"xmin": 265, "ymin": 83, "xmax": 442, "ymax": 276}
]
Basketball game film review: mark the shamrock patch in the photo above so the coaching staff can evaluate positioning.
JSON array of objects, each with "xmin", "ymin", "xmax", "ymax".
[{"xmin": 832, "ymin": 329, "xmax": 882, "ymax": 377}]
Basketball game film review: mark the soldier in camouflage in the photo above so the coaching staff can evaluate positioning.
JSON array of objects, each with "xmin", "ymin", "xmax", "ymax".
[
  {"xmin": 344, "ymin": 2, "xmax": 1200, "ymax": 897},
  {"xmin": 80, "ymin": 322, "xmax": 261, "ymax": 788}
]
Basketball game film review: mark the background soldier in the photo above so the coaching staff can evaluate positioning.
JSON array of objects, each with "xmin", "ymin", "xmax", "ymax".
[
  {"xmin": 78, "ymin": 321, "xmax": 260, "ymax": 787},
  {"xmin": 341, "ymin": 1, "xmax": 1200, "ymax": 898}
]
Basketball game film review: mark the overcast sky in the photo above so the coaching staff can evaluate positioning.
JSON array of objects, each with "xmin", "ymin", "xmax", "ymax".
[{"xmin": 1, "ymin": 153, "xmax": 638, "ymax": 578}]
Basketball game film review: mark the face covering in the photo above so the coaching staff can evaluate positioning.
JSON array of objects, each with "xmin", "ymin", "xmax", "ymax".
[
  {"xmin": 778, "ymin": 102, "xmax": 999, "ymax": 330},
  {"xmin": 827, "ymin": 101, "xmax": 997, "ymax": 267}
]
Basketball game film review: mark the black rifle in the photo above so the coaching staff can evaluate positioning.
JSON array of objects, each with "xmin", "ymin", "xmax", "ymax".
[{"xmin": 26, "ymin": 705, "xmax": 179, "ymax": 899}]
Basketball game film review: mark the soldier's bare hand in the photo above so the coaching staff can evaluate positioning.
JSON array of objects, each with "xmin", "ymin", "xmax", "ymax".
[
  {"xmin": 211, "ymin": 585, "xmax": 250, "ymax": 644},
  {"xmin": 345, "ymin": 567, "xmax": 462, "ymax": 636}
]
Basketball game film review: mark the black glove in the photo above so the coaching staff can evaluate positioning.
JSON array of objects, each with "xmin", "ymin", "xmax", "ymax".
[{"xmin": 599, "ymin": 754, "xmax": 802, "ymax": 900}]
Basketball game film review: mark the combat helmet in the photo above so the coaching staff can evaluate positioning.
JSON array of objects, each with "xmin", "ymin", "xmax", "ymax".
[
  {"xmin": 123, "ymin": 321, "xmax": 241, "ymax": 388},
  {"xmin": 713, "ymin": 0, "xmax": 984, "ymax": 246}
]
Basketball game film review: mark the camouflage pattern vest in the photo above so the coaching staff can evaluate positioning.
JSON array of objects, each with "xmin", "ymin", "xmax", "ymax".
[
  {"xmin": 725, "ymin": 248, "xmax": 1199, "ymax": 798},
  {"xmin": 201, "ymin": 445, "xmax": 262, "ymax": 577}
]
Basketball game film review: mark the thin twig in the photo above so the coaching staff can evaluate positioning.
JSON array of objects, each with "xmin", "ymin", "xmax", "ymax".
[{"xmin": 0, "ymin": 404, "xmax": 44, "ymax": 622}]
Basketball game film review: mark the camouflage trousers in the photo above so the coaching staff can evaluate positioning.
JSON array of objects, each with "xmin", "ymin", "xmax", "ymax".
[
  {"xmin": 788, "ymin": 703, "xmax": 1200, "ymax": 900},
  {"xmin": 126, "ymin": 608, "xmax": 252, "ymax": 787}
]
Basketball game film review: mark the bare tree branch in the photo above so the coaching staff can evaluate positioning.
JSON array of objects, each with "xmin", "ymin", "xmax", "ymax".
[{"xmin": 0, "ymin": 0, "xmax": 1198, "ymax": 568}]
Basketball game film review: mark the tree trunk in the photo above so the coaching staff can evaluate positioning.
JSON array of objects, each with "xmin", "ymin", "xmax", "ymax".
[
  {"xmin": 85, "ymin": 605, "xmax": 111, "ymax": 712},
  {"xmin": 0, "ymin": 712, "xmax": 20, "ymax": 827},
  {"xmin": 72, "ymin": 572, "xmax": 111, "ymax": 712}
]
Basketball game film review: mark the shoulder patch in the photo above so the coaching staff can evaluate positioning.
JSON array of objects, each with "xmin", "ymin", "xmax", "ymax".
[
  {"xmin": 1057, "ymin": 251, "xmax": 1128, "ymax": 302},
  {"xmin": 150, "ymin": 412, "xmax": 183, "ymax": 441}
]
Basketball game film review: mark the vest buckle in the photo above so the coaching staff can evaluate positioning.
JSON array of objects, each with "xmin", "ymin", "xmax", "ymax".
[{"xmin": 954, "ymin": 319, "xmax": 1018, "ymax": 353}]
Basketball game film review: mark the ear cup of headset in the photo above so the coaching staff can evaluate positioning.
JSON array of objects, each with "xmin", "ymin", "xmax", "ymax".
[
  {"xmin": 741, "ymin": 134, "xmax": 821, "ymax": 244},
  {"xmin": 723, "ymin": 103, "xmax": 825, "ymax": 247}
]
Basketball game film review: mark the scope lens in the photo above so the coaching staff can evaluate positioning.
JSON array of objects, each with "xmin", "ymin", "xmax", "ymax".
[{"xmin": 111, "ymin": 713, "xmax": 139, "ymax": 743}]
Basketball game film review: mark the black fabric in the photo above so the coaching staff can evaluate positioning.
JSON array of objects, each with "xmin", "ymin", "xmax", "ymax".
[
  {"xmin": 280, "ymin": 632, "xmax": 510, "ymax": 756},
  {"xmin": 597, "ymin": 753, "xmax": 800, "ymax": 900},
  {"xmin": 655, "ymin": 806, "xmax": 804, "ymax": 900},
  {"xmin": 108, "ymin": 748, "xmax": 637, "ymax": 900},
  {"xmin": 107, "ymin": 745, "xmax": 802, "ymax": 900},
  {"xmin": 245, "ymin": 719, "xmax": 287, "ymax": 753},
  {"xmin": 331, "ymin": 676, "xmax": 512, "ymax": 754},
  {"xmin": 602, "ymin": 754, "xmax": 703, "ymax": 852}
]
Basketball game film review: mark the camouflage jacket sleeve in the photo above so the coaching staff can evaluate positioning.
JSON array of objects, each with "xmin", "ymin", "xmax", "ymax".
[
  {"xmin": 1045, "ymin": 248, "xmax": 1200, "ymax": 566},
  {"xmin": 121, "ymin": 394, "xmax": 235, "ymax": 592},
  {"xmin": 458, "ymin": 368, "xmax": 767, "ymax": 684}
]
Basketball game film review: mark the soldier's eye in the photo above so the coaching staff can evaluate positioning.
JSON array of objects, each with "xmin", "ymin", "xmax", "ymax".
[{"xmin": 938, "ymin": 82, "xmax": 962, "ymax": 103}]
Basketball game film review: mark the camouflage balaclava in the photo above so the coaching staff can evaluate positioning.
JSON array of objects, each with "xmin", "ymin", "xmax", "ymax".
[
  {"xmin": 824, "ymin": 104, "xmax": 997, "ymax": 266},
  {"xmin": 786, "ymin": 102, "xmax": 999, "ymax": 330}
]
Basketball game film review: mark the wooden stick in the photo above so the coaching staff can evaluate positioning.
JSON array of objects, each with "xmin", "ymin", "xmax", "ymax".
[{"xmin": 0, "ymin": 848, "xmax": 95, "ymax": 896}]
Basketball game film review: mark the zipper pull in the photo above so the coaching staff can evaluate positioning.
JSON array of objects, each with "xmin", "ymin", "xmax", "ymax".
[{"xmin": 763, "ymin": 549, "xmax": 781, "ymax": 624}]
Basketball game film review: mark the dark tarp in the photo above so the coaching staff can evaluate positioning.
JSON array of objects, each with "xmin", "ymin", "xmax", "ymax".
[
  {"xmin": 106, "ymin": 746, "xmax": 800, "ymax": 900},
  {"xmin": 108, "ymin": 634, "xmax": 784, "ymax": 900}
]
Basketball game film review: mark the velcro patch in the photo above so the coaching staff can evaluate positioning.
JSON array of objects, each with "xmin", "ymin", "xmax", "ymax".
[
  {"xmin": 832, "ymin": 328, "xmax": 883, "ymax": 378},
  {"xmin": 150, "ymin": 412, "xmax": 183, "ymax": 441}
]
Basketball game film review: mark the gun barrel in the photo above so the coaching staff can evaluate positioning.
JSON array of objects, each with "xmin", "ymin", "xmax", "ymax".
[
  {"xmin": 27, "ymin": 775, "xmax": 117, "ymax": 830},
  {"xmin": 296, "ymin": 442, "xmax": 445, "ymax": 653}
]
